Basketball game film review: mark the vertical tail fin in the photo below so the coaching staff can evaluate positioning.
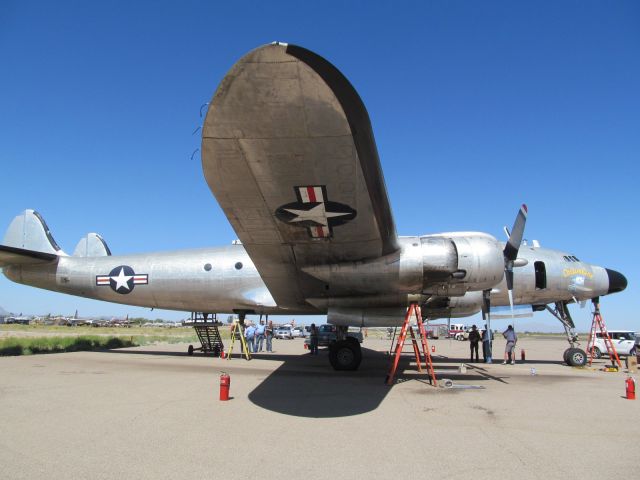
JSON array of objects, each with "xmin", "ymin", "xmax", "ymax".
[
  {"xmin": 73, "ymin": 233, "xmax": 111, "ymax": 257},
  {"xmin": 2, "ymin": 210, "xmax": 66, "ymax": 256}
]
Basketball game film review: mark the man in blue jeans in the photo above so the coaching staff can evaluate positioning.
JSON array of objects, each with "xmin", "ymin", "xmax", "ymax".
[
  {"xmin": 244, "ymin": 323, "xmax": 256, "ymax": 353},
  {"xmin": 255, "ymin": 321, "xmax": 266, "ymax": 352},
  {"xmin": 265, "ymin": 320, "xmax": 274, "ymax": 352}
]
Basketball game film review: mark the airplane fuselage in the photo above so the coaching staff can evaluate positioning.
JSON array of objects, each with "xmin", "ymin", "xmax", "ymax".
[{"xmin": 2, "ymin": 235, "xmax": 612, "ymax": 325}]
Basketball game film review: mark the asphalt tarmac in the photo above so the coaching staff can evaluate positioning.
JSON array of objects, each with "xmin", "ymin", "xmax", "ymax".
[{"xmin": 0, "ymin": 336, "xmax": 636, "ymax": 480}]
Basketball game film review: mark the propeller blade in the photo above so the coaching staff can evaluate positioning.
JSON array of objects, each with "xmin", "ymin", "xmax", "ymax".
[
  {"xmin": 503, "ymin": 204, "xmax": 528, "ymax": 262},
  {"xmin": 503, "ymin": 204, "xmax": 527, "ymax": 317}
]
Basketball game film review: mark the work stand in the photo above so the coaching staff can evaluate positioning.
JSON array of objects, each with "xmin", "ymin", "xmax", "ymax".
[
  {"xmin": 386, "ymin": 303, "xmax": 437, "ymax": 386},
  {"xmin": 185, "ymin": 312, "xmax": 224, "ymax": 357},
  {"xmin": 586, "ymin": 299, "xmax": 621, "ymax": 368},
  {"xmin": 227, "ymin": 321, "xmax": 252, "ymax": 361}
]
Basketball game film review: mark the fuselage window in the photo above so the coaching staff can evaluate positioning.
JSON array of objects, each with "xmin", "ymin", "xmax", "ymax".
[{"xmin": 534, "ymin": 261, "xmax": 546, "ymax": 289}]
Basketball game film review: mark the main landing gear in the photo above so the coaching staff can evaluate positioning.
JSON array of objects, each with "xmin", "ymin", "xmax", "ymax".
[
  {"xmin": 328, "ymin": 326, "xmax": 362, "ymax": 371},
  {"xmin": 545, "ymin": 301, "xmax": 587, "ymax": 366}
]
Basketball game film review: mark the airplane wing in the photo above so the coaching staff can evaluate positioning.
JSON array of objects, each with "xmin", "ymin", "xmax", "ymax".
[{"xmin": 202, "ymin": 43, "xmax": 398, "ymax": 309}]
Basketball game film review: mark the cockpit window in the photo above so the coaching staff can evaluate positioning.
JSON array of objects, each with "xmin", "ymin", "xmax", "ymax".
[{"xmin": 571, "ymin": 256, "xmax": 580, "ymax": 262}]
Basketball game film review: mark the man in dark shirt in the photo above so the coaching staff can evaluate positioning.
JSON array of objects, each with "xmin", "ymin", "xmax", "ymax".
[{"xmin": 468, "ymin": 325, "xmax": 480, "ymax": 362}]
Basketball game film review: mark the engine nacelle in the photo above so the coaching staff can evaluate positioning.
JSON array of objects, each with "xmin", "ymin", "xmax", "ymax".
[
  {"xmin": 423, "ymin": 291, "xmax": 484, "ymax": 319},
  {"xmin": 328, "ymin": 306, "xmax": 407, "ymax": 327},
  {"xmin": 303, "ymin": 233, "xmax": 504, "ymax": 297},
  {"xmin": 420, "ymin": 232, "xmax": 504, "ymax": 295}
]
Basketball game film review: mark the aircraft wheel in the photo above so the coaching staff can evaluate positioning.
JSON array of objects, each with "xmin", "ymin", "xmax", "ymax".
[
  {"xmin": 566, "ymin": 348, "xmax": 587, "ymax": 367},
  {"xmin": 329, "ymin": 340, "xmax": 362, "ymax": 371},
  {"xmin": 592, "ymin": 347, "xmax": 602, "ymax": 359},
  {"xmin": 188, "ymin": 345, "xmax": 194, "ymax": 356},
  {"xmin": 563, "ymin": 348, "xmax": 572, "ymax": 364}
]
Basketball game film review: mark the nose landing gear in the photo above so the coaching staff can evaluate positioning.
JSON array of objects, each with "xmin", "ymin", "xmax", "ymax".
[{"xmin": 546, "ymin": 301, "xmax": 587, "ymax": 366}]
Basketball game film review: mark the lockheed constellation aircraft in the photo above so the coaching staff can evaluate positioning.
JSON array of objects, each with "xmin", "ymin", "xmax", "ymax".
[{"xmin": 0, "ymin": 43, "xmax": 627, "ymax": 370}]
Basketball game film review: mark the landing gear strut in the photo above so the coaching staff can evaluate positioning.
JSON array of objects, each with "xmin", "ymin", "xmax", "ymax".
[{"xmin": 545, "ymin": 301, "xmax": 586, "ymax": 366}]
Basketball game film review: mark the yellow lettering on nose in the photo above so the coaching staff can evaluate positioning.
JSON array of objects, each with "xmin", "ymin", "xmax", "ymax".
[{"xmin": 563, "ymin": 268, "xmax": 593, "ymax": 279}]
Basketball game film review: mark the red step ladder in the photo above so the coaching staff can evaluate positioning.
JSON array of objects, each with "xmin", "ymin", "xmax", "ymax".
[
  {"xmin": 386, "ymin": 303, "xmax": 437, "ymax": 386},
  {"xmin": 586, "ymin": 300, "xmax": 621, "ymax": 368}
]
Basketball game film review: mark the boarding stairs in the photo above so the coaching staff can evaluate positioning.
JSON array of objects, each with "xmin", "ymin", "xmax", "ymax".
[
  {"xmin": 386, "ymin": 303, "xmax": 437, "ymax": 386},
  {"xmin": 186, "ymin": 312, "xmax": 224, "ymax": 357}
]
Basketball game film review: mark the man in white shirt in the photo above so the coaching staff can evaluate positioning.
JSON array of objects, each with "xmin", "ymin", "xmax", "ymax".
[{"xmin": 502, "ymin": 325, "xmax": 518, "ymax": 365}]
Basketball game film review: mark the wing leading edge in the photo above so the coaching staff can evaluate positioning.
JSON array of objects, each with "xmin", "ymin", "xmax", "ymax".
[{"xmin": 202, "ymin": 43, "xmax": 398, "ymax": 309}]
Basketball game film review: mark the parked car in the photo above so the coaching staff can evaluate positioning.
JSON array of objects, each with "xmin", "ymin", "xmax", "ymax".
[
  {"xmin": 591, "ymin": 330, "xmax": 637, "ymax": 358},
  {"xmin": 455, "ymin": 330, "xmax": 469, "ymax": 341},
  {"xmin": 291, "ymin": 327, "xmax": 307, "ymax": 338},
  {"xmin": 274, "ymin": 326, "xmax": 293, "ymax": 339}
]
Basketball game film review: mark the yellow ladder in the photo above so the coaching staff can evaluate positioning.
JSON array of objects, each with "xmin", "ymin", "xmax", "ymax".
[{"xmin": 227, "ymin": 322, "xmax": 252, "ymax": 361}]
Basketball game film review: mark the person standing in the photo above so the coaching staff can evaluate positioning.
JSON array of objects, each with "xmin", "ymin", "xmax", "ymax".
[
  {"xmin": 502, "ymin": 325, "xmax": 518, "ymax": 365},
  {"xmin": 482, "ymin": 324, "xmax": 493, "ymax": 363},
  {"xmin": 255, "ymin": 321, "xmax": 266, "ymax": 352},
  {"xmin": 244, "ymin": 323, "xmax": 256, "ymax": 353},
  {"xmin": 309, "ymin": 323, "xmax": 319, "ymax": 355},
  {"xmin": 468, "ymin": 325, "xmax": 480, "ymax": 362},
  {"xmin": 265, "ymin": 320, "xmax": 274, "ymax": 352}
]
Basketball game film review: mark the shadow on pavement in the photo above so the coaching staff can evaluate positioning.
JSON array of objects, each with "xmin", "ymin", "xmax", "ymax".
[
  {"xmin": 247, "ymin": 347, "xmax": 393, "ymax": 418},
  {"xmin": 101, "ymin": 345, "xmax": 541, "ymax": 417}
]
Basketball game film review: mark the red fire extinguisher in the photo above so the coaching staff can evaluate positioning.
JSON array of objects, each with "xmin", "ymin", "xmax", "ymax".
[
  {"xmin": 521, "ymin": 349, "xmax": 526, "ymax": 361},
  {"xmin": 431, "ymin": 345, "xmax": 435, "ymax": 353},
  {"xmin": 220, "ymin": 372, "xmax": 231, "ymax": 401},
  {"xmin": 626, "ymin": 377, "xmax": 636, "ymax": 400}
]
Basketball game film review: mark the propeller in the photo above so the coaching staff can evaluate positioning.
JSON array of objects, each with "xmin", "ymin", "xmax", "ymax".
[{"xmin": 503, "ymin": 204, "xmax": 528, "ymax": 315}]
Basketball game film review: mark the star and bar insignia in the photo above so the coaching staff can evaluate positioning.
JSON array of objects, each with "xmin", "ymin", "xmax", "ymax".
[
  {"xmin": 275, "ymin": 186, "xmax": 356, "ymax": 238},
  {"xmin": 96, "ymin": 266, "xmax": 148, "ymax": 295}
]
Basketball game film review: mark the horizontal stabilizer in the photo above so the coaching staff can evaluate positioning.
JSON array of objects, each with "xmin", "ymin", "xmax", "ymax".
[
  {"xmin": 0, "ymin": 245, "xmax": 58, "ymax": 267},
  {"xmin": 73, "ymin": 233, "xmax": 111, "ymax": 257}
]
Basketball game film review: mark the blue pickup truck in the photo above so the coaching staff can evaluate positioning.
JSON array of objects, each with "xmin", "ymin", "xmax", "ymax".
[{"xmin": 304, "ymin": 324, "xmax": 364, "ymax": 348}]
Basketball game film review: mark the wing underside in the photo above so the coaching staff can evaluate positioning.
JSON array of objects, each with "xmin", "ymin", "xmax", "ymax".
[{"xmin": 202, "ymin": 44, "xmax": 398, "ymax": 309}]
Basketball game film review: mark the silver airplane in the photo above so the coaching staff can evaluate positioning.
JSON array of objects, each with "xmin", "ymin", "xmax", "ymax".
[{"xmin": 0, "ymin": 43, "xmax": 627, "ymax": 370}]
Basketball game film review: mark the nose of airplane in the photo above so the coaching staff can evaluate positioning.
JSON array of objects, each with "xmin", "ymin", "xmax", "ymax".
[{"xmin": 605, "ymin": 268, "xmax": 627, "ymax": 294}]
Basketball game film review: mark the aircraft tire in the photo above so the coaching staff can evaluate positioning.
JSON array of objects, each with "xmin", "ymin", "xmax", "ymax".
[
  {"xmin": 329, "ymin": 340, "xmax": 362, "ymax": 371},
  {"xmin": 566, "ymin": 348, "xmax": 587, "ymax": 367},
  {"xmin": 188, "ymin": 344, "xmax": 194, "ymax": 356},
  {"xmin": 563, "ymin": 348, "xmax": 572, "ymax": 364}
]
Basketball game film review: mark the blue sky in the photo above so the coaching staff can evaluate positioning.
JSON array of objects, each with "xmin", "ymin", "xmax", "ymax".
[{"xmin": 1, "ymin": 1, "xmax": 638, "ymax": 331}]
